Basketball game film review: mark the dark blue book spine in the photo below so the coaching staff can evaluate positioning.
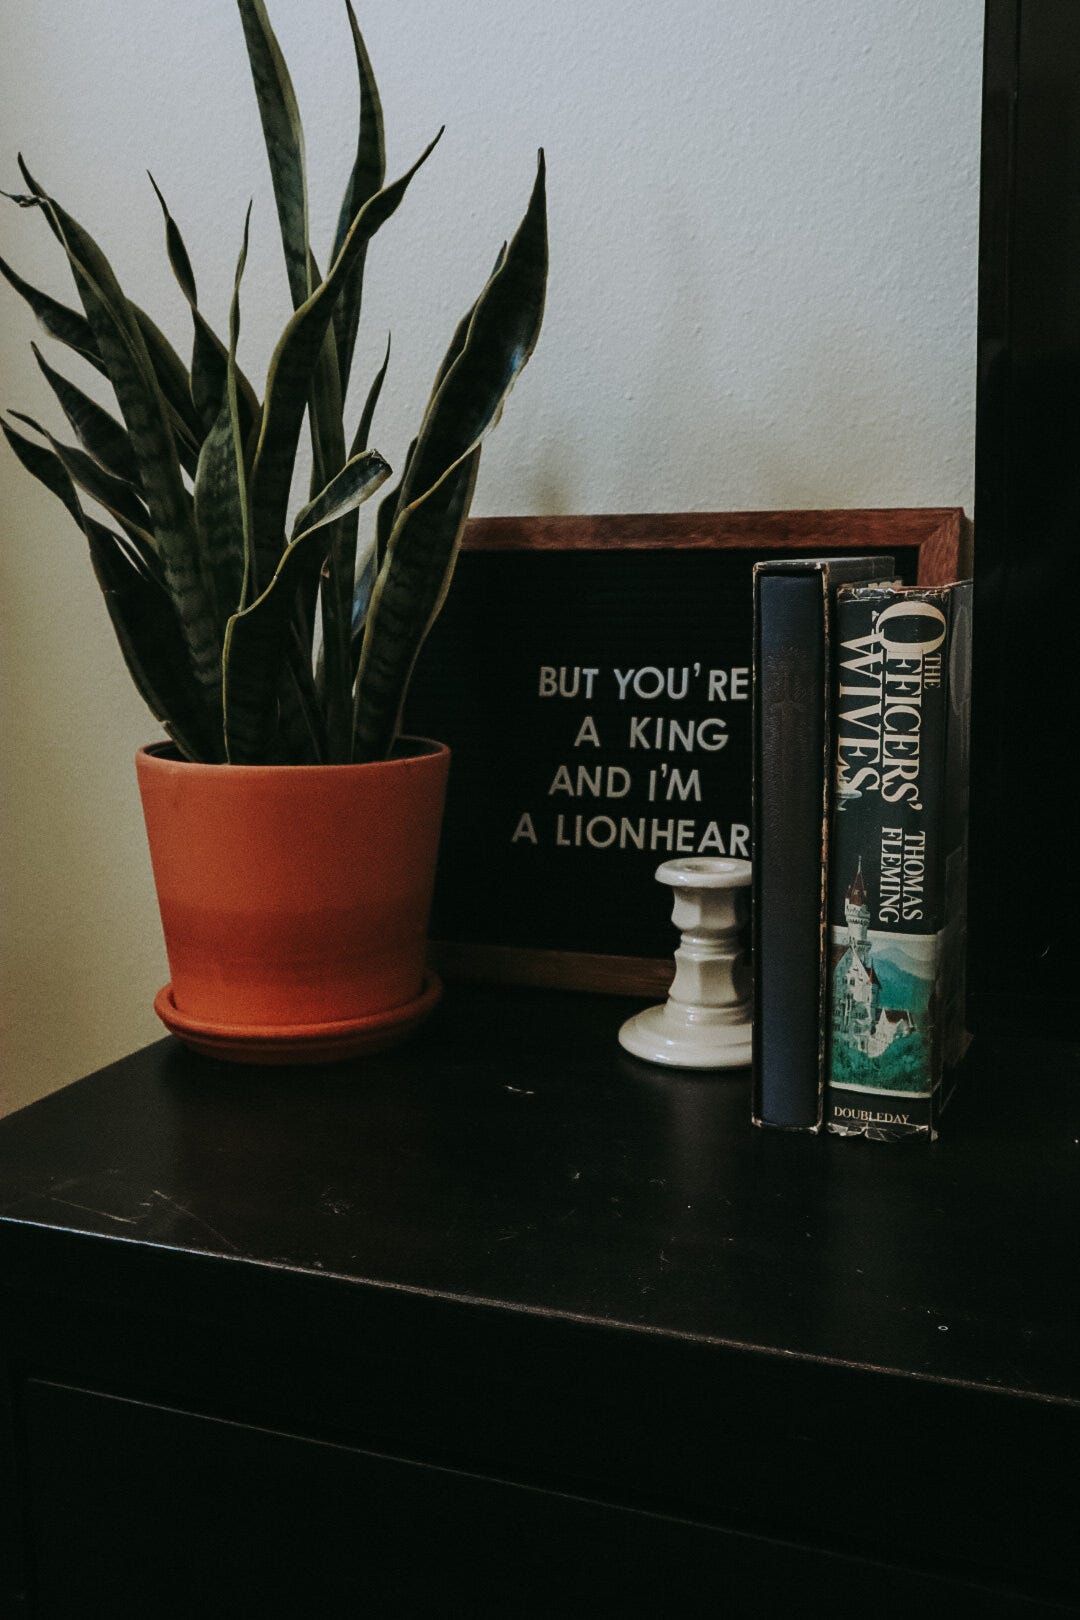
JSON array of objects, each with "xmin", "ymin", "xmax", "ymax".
[{"xmin": 752, "ymin": 574, "xmax": 826, "ymax": 1129}]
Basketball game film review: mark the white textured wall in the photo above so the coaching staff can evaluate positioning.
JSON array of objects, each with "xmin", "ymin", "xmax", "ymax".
[{"xmin": 0, "ymin": 0, "xmax": 983, "ymax": 1113}]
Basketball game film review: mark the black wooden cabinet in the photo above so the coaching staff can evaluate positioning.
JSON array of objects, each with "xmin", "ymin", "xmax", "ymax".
[
  {"xmin": 972, "ymin": 0, "xmax": 1080, "ymax": 1024},
  {"xmin": 1, "ymin": 987, "xmax": 1077, "ymax": 1616}
]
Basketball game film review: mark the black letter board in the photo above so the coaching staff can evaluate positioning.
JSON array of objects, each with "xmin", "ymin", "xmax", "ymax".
[{"xmin": 404, "ymin": 511, "xmax": 965, "ymax": 993}]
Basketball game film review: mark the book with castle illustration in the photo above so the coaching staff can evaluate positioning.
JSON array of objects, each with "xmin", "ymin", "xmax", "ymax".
[{"xmin": 824, "ymin": 578, "xmax": 973, "ymax": 1141}]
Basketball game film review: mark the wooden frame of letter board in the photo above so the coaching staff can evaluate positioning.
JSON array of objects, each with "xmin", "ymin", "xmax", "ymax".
[{"xmin": 417, "ymin": 508, "xmax": 970, "ymax": 995}]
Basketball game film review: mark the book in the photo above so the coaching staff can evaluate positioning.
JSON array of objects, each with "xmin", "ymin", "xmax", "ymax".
[
  {"xmin": 824, "ymin": 580, "xmax": 973, "ymax": 1141},
  {"xmin": 751, "ymin": 555, "xmax": 895, "ymax": 1131}
]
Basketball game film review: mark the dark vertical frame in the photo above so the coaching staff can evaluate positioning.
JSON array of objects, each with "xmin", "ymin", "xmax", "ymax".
[{"xmin": 972, "ymin": 0, "xmax": 1080, "ymax": 1026}]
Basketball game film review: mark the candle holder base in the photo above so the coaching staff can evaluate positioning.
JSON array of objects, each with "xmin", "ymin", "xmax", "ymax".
[
  {"xmin": 617, "ymin": 856, "xmax": 753, "ymax": 1072},
  {"xmin": 618, "ymin": 1002, "xmax": 753, "ymax": 1069}
]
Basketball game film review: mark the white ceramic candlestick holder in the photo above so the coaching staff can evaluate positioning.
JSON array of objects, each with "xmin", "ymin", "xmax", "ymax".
[{"xmin": 618, "ymin": 857, "xmax": 753, "ymax": 1070}]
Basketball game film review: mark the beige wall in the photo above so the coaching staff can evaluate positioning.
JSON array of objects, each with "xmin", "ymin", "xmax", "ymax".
[{"xmin": 0, "ymin": 0, "xmax": 984, "ymax": 1113}]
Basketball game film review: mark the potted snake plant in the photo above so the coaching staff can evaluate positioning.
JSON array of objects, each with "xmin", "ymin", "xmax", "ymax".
[{"xmin": 0, "ymin": 0, "xmax": 547, "ymax": 1062}]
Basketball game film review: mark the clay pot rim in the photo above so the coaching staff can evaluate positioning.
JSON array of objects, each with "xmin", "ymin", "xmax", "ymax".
[{"xmin": 137, "ymin": 735, "xmax": 449, "ymax": 778}]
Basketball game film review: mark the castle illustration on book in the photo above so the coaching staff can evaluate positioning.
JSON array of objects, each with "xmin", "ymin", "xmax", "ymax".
[{"xmin": 829, "ymin": 858, "xmax": 936, "ymax": 1092}]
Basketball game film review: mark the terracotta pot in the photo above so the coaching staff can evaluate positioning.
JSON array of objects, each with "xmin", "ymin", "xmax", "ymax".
[{"xmin": 135, "ymin": 738, "xmax": 450, "ymax": 1063}]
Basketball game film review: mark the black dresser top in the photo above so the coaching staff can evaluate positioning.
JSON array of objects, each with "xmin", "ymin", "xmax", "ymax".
[{"xmin": 1, "ymin": 985, "xmax": 1077, "ymax": 1406}]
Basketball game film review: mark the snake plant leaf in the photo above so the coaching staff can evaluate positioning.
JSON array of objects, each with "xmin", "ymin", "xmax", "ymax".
[
  {"xmin": 301, "ymin": 262, "xmax": 345, "ymax": 505},
  {"xmin": 331, "ymin": 0, "xmax": 386, "ymax": 391},
  {"xmin": 306, "ymin": 322, "xmax": 347, "ymax": 527},
  {"xmin": 248, "ymin": 129, "xmax": 441, "ymax": 596},
  {"xmin": 30, "ymin": 342, "xmax": 142, "ymax": 487},
  {"xmin": 193, "ymin": 396, "xmax": 247, "ymax": 631},
  {"xmin": 348, "ymin": 541, "xmax": 378, "ymax": 666},
  {"xmin": 272, "ymin": 627, "xmax": 327, "ymax": 765},
  {"xmin": 353, "ymin": 445, "xmax": 481, "ymax": 761},
  {"xmin": 222, "ymin": 205, "xmax": 342, "ymax": 766},
  {"xmin": 349, "ymin": 331, "xmax": 391, "ymax": 459},
  {"xmin": 86, "ymin": 518, "xmax": 218, "ymax": 761},
  {"xmin": 14, "ymin": 157, "xmax": 205, "ymax": 476},
  {"xmin": 312, "ymin": 425, "xmax": 388, "ymax": 759},
  {"xmin": 0, "ymin": 249, "xmax": 106, "ymax": 376},
  {"xmin": 224, "ymin": 464, "xmax": 389, "ymax": 768},
  {"xmin": 236, "ymin": 0, "xmax": 310, "ymax": 311},
  {"xmin": 147, "ymin": 174, "xmax": 261, "ymax": 442},
  {"xmin": 299, "ymin": 315, "xmax": 351, "ymax": 750},
  {"xmin": 4, "ymin": 414, "xmax": 162, "ymax": 586},
  {"xmin": 318, "ymin": 388, "xmax": 385, "ymax": 746},
  {"xmin": 131, "ymin": 306, "xmax": 202, "ymax": 471},
  {"xmin": 146, "ymin": 172, "xmax": 198, "ymax": 305},
  {"xmin": 401, "ymin": 155, "xmax": 546, "ymax": 515},
  {"xmin": 352, "ymin": 155, "xmax": 547, "ymax": 760},
  {"xmin": 110, "ymin": 528, "xmax": 159, "ymax": 582},
  {"xmin": 369, "ymin": 244, "xmax": 505, "ymax": 562},
  {"xmin": 374, "ymin": 432, "xmax": 417, "ymax": 567},
  {"xmin": 28, "ymin": 181, "xmax": 223, "ymax": 706},
  {"xmin": 431, "ymin": 242, "xmax": 507, "ymax": 411},
  {"xmin": 193, "ymin": 208, "xmax": 253, "ymax": 630},
  {"xmin": 0, "ymin": 413, "xmax": 206, "ymax": 753},
  {"xmin": 291, "ymin": 448, "xmax": 390, "ymax": 540},
  {"xmin": 9, "ymin": 410, "xmax": 152, "ymax": 541},
  {"xmin": 1, "ymin": 412, "xmax": 87, "ymax": 530},
  {"xmin": 223, "ymin": 522, "xmax": 341, "ymax": 763},
  {"xmin": 148, "ymin": 170, "xmax": 219, "ymax": 429},
  {"xmin": 276, "ymin": 243, "xmax": 348, "ymax": 753},
  {"xmin": 0, "ymin": 411, "xmax": 163, "ymax": 584}
]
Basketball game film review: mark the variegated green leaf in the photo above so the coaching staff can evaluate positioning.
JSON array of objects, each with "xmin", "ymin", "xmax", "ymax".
[
  {"xmin": 9, "ymin": 409, "xmax": 152, "ymax": 539},
  {"xmin": 349, "ymin": 331, "xmax": 391, "ymax": 459},
  {"xmin": 306, "ymin": 4, "xmax": 393, "ymax": 752},
  {"xmin": 353, "ymin": 446, "xmax": 481, "ymax": 761},
  {"xmin": 236, "ymin": 0, "xmax": 310, "ymax": 310},
  {"xmin": 223, "ymin": 521, "xmax": 340, "ymax": 764},
  {"xmin": 30, "ymin": 342, "xmax": 142, "ymax": 486},
  {"xmin": 86, "ymin": 518, "xmax": 218, "ymax": 761},
  {"xmin": 15, "ymin": 157, "xmax": 203, "ymax": 473},
  {"xmin": 2, "ymin": 412, "xmax": 163, "ymax": 584},
  {"xmin": 248, "ymin": 129, "xmax": 441, "ymax": 595},
  {"xmin": 369, "ymin": 239, "xmax": 505, "ymax": 567},
  {"xmin": 353, "ymin": 154, "xmax": 547, "ymax": 759},
  {"xmin": 276, "ymin": 242, "xmax": 343, "ymax": 754},
  {"xmin": 331, "ymin": 0, "xmax": 386, "ymax": 391},
  {"xmin": 301, "ymin": 445, "xmax": 390, "ymax": 760},
  {"xmin": 147, "ymin": 171, "xmax": 198, "ymax": 305},
  {"xmin": 401, "ymin": 157, "xmax": 546, "ymax": 515},
  {"xmin": 1, "ymin": 413, "xmax": 209, "ymax": 755},
  {"xmin": 430, "ymin": 242, "xmax": 507, "ymax": 408},
  {"xmin": 15, "ymin": 157, "xmax": 202, "ymax": 466},
  {"xmin": 193, "ymin": 210, "xmax": 253, "ymax": 632},
  {"xmin": 1, "ymin": 412, "xmax": 87, "ymax": 529},
  {"xmin": 291, "ymin": 449, "xmax": 390, "ymax": 540},
  {"xmin": 131, "ymin": 306, "xmax": 202, "ymax": 470},
  {"xmin": 348, "ymin": 539, "xmax": 378, "ymax": 666},
  {"xmin": 331, "ymin": 322, "xmax": 395, "ymax": 703},
  {"xmin": 276, "ymin": 622, "xmax": 326, "ymax": 765},
  {"xmin": 148, "ymin": 170, "xmax": 219, "ymax": 430},
  {"xmin": 369, "ymin": 246, "xmax": 502, "ymax": 559},
  {"xmin": 0, "ymin": 248, "xmax": 106, "ymax": 376},
  {"xmin": 374, "ymin": 433, "xmax": 416, "ymax": 567},
  {"xmin": 308, "ymin": 324, "xmax": 354, "ymax": 758},
  {"xmin": 146, "ymin": 172, "xmax": 197, "ymax": 304},
  {"xmin": 26, "ymin": 178, "xmax": 223, "ymax": 708},
  {"xmin": 148, "ymin": 174, "xmax": 261, "ymax": 441}
]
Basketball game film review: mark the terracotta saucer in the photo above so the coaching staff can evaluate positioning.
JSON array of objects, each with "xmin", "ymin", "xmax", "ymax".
[{"xmin": 153, "ymin": 974, "xmax": 442, "ymax": 1065}]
